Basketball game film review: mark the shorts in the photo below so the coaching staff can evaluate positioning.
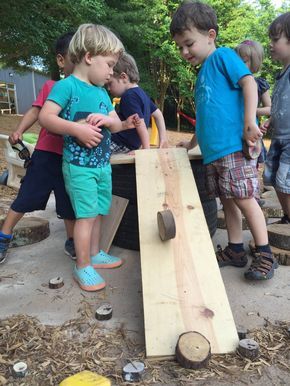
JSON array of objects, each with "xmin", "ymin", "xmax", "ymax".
[
  {"xmin": 11, "ymin": 150, "xmax": 75, "ymax": 219},
  {"xmin": 62, "ymin": 161, "xmax": 112, "ymax": 219},
  {"xmin": 206, "ymin": 151, "xmax": 260, "ymax": 199},
  {"xmin": 110, "ymin": 140, "xmax": 131, "ymax": 154},
  {"xmin": 263, "ymin": 138, "xmax": 290, "ymax": 194}
]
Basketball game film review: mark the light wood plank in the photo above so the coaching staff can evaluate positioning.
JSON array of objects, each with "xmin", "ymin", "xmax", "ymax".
[
  {"xmin": 135, "ymin": 148, "xmax": 239, "ymax": 357},
  {"xmin": 99, "ymin": 195, "xmax": 129, "ymax": 253}
]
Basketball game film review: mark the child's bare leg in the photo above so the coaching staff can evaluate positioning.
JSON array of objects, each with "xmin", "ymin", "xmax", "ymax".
[
  {"xmin": 276, "ymin": 190, "xmax": 290, "ymax": 219},
  {"xmin": 1, "ymin": 209, "xmax": 24, "ymax": 235},
  {"xmin": 220, "ymin": 197, "xmax": 243, "ymax": 243},
  {"xmin": 90, "ymin": 215, "xmax": 123, "ymax": 269},
  {"xmin": 90, "ymin": 215, "xmax": 101, "ymax": 256},
  {"xmin": 234, "ymin": 197, "xmax": 268, "ymax": 245},
  {"xmin": 74, "ymin": 218, "xmax": 95, "ymax": 268},
  {"xmin": 64, "ymin": 219, "xmax": 75, "ymax": 239}
]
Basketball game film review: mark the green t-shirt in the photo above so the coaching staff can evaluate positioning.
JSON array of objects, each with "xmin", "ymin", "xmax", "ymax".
[{"xmin": 47, "ymin": 74, "xmax": 114, "ymax": 167}]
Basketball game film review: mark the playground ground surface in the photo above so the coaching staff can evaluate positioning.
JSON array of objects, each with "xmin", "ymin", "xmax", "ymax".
[{"xmin": 0, "ymin": 115, "xmax": 289, "ymax": 385}]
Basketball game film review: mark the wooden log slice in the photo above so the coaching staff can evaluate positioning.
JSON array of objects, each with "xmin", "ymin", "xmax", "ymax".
[
  {"xmin": 242, "ymin": 139, "xmax": 262, "ymax": 160},
  {"xmin": 249, "ymin": 239, "xmax": 290, "ymax": 266},
  {"xmin": 262, "ymin": 207, "xmax": 284, "ymax": 219},
  {"xmin": 0, "ymin": 216, "xmax": 50, "ymax": 247},
  {"xmin": 176, "ymin": 331, "xmax": 211, "ymax": 369},
  {"xmin": 268, "ymin": 223, "xmax": 290, "ymax": 250},
  {"xmin": 238, "ymin": 339, "xmax": 259, "ymax": 360},
  {"xmin": 157, "ymin": 209, "xmax": 176, "ymax": 241}
]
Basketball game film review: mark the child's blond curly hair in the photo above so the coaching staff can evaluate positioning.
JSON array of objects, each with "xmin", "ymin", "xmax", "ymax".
[
  {"xmin": 235, "ymin": 40, "xmax": 264, "ymax": 73},
  {"xmin": 69, "ymin": 24, "xmax": 124, "ymax": 64}
]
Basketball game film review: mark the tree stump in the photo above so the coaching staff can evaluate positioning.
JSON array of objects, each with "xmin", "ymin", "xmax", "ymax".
[
  {"xmin": 0, "ymin": 216, "xmax": 50, "ymax": 247},
  {"xmin": 176, "ymin": 331, "xmax": 211, "ymax": 369},
  {"xmin": 249, "ymin": 239, "xmax": 290, "ymax": 266},
  {"xmin": 268, "ymin": 223, "xmax": 290, "ymax": 250},
  {"xmin": 238, "ymin": 339, "xmax": 259, "ymax": 360}
]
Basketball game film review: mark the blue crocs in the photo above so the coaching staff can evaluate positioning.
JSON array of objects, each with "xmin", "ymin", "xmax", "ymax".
[
  {"xmin": 73, "ymin": 265, "xmax": 106, "ymax": 291},
  {"xmin": 0, "ymin": 233, "xmax": 12, "ymax": 264},
  {"xmin": 91, "ymin": 250, "xmax": 123, "ymax": 269}
]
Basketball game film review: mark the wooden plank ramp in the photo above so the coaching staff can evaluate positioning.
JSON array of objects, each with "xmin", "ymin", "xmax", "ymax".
[{"xmin": 135, "ymin": 148, "xmax": 239, "ymax": 358}]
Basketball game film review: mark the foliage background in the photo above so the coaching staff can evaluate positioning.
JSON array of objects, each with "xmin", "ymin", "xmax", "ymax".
[{"xmin": 0, "ymin": 0, "xmax": 290, "ymax": 129}]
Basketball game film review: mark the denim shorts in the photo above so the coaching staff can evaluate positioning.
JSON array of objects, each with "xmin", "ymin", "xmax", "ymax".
[
  {"xmin": 206, "ymin": 151, "xmax": 260, "ymax": 199},
  {"xmin": 62, "ymin": 161, "xmax": 112, "ymax": 219},
  {"xmin": 263, "ymin": 138, "xmax": 290, "ymax": 194},
  {"xmin": 11, "ymin": 150, "xmax": 75, "ymax": 219}
]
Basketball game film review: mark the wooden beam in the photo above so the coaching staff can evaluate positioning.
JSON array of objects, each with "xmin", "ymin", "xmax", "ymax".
[{"xmin": 135, "ymin": 148, "xmax": 239, "ymax": 357}]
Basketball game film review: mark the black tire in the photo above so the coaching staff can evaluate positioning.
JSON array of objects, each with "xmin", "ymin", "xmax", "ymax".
[{"xmin": 112, "ymin": 161, "xmax": 217, "ymax": 251}]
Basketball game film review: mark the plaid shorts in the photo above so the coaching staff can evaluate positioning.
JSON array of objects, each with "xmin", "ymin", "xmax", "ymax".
[
  {"xmin": 206, "ymin": 151, "xmax": 260, "ymax": 199},
  {"xmin": 110, "ymin": 140, "xmax": 131, "ymax": 154}
]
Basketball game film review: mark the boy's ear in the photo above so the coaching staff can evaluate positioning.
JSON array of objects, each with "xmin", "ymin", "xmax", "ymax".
[
  {"xmin": 208, "ymin": 29, "xmax": 216, "ymax": 42},
  {"xmin": 84, "ymin": 52, "xmax": 92, "ymax": 64},
  {"xmin": 56, "ymin": 54, "xmax": 65, "ymax": 69},
  {"xmin": 120, "ymin": 72, "xmax": 129, "ymax": 81}
]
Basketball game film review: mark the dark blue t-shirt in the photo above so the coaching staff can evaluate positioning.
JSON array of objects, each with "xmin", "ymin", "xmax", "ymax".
[{"xmin": 111, "ymin": 86, "xmax": 157, "ymax": 150}]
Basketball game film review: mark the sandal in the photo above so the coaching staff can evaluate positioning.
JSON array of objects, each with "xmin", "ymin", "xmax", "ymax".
[
  {"xmin": 244, "ymin": 252, "xmax": 276, "ymax": 280},
  {"xmin": 216, "ymin": 245, "xmax": 248, "ymax": 267},
  {"xmin": 73, "ymin": 265, "xmax": 105, "ymax": 291},
  {"xmin": 250, "ymin": 248, "xmax": 279, "ymax": 269},
  {"xmin": 91, "ymin": 250, "xmax": 123, "ymax": 269}
]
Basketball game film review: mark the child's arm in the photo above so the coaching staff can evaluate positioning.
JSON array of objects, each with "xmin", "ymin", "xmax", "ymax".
[
  {"xmin": 9, "ymin": 106, "xmax": 40, "ymax": 145},
  {"xmin": 86, "ymin": 111, "xmax": 141, "ymax": 134},
  {"xmin": 239, "ymin": 75, "xmax": 262, "ymax": 145},
  {"xmin": 256, "ymin": 90, "xmax": 271, "ymax": 118},
  {"xmin": 39, "ymin": 101, "xmax": 103, "ymax": 148},
  {"xmin": 151, "ymin": 109, "xmax": 169, "ymax": 148},
  {"xmin": 177, "ymin": 134, "xmax": 198, "ymax": 150}
]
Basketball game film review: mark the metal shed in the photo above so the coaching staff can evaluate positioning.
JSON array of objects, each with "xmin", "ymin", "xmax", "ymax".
[{"xmin": 0, "ymin": 67, "xmax": 49, "ymax": 114}]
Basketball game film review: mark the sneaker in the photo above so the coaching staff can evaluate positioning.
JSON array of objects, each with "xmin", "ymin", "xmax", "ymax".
[
  {"xmin": 244, "ymin": 252, "xmax": 277, "ymax": 280},
  {"xmin": 216, "ymin": 245, "xmax": 248, "ymax": 267},
  {"xmin": 280, "ymin": 215, "xmax": 290, "ymax": 224},
  {"xmin": 73, "ymin": 265, "xmax": 106, "ymax": 291},
  {"xmin": 91, "ymin": 250, "xmax": 123, "ymax": 269},
  {"xmin": 64, "ymin": 238, "xmax": 76, "ymax": 260},
  {"xmin": 0, "ymin": 234, "xmax": 12, "ymax": 264}
]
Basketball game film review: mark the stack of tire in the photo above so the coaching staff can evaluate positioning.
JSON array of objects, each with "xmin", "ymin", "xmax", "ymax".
[{"xmin": 112, "ymin": 159, "xmax": 217, "ymax": 250}]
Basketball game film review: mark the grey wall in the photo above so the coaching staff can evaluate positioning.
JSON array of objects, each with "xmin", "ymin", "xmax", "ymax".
[{"xmin": 0, "ymin": 68, "xmax": 49, "ymax": 114}]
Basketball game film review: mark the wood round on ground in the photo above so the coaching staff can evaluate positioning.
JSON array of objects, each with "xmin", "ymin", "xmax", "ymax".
[
  {"xmin": 262, "ymin": 206, "xmax": 284, "ymax": 218},
  {"xmin": 0, "ymin": 216, "xmax": 50, "ymax": 247},
  {"xmin": 49, "ymin": 277, "xmax": 64, "ymax": 289},
  {"xmin": 267, "ymin": 223, "xmax": 290, "ymax": 250},
  {"xmin": 175, "ymin": 331, "xmax": 211, "ymax": 369},
  {"xmin": 238, "ymin": 339, "xmax": 259, "ymax": 360},
  {"xmin": 157, "ymin": 209, "xmax": 176, "ymax": 241},
  {"xmin": 249, "ymin": 239, "xmax": 290, "ymax": 266}
]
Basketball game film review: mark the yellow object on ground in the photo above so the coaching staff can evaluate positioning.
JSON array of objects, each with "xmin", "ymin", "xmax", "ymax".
[
  {"xmin": 59, "ymin": 370, "xmax": 111, "ymax": 386},
  {"xmin": 150, "ymin": 116, "xmax": 159, "ymax": 146}
]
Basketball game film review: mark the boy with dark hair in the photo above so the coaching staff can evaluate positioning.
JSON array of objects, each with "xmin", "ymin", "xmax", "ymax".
[
  {"xmin": 170, "ymin": 1, "xmax": 277, "ymax": 280},
  {"xmin": 0, "ymin": 32, "xmax": 103, "ymax": 264},
  {"xmin": 107, "ymin": 52, "xmax": 168, "ymax": 152},
  {"xmin": 262, "ymin": 12, "xmax": 290, "ymax": 224}
]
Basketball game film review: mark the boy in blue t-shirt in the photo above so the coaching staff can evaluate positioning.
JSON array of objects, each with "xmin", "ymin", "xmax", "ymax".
[
  {"xmin": 106, "ymin": 52, "xmax": 168, "ymax": 152},
  {"xmin": 170, "ymin": 1, "xmax": 277, "ymax": 280}
]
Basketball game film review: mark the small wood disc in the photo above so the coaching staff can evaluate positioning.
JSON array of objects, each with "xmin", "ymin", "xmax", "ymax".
[
  {"xmin": 12, "ymin": 361, "xmax": 28, "ymax": 378},
  {"xmin": 48, "ymin": 277, "xmax": 64, "ymax": 289},
  {"xmin": 122, "ymin": 361, "xmax": 145, "ymax": 382},
  {"xmin": 238, "ymin": 338, "xmax": 259, "ymax": 360},
  {"xmin": 267, "ymin": 223, "xmax": 290, "ymax": 250},
  {"xmin": 157, "ymin": 210, "xmax": 176, "ymax": 241},
  {"xmin": 95, "ymin": 303, "xmax": 113, "ymax": 320},
  {"xmin": 176, "ymin": 331, "xmax": 211, "ymax": 369},
  {"xmin": 242, "ymin": 139, "xmax": 262, "ymax": 160}
]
